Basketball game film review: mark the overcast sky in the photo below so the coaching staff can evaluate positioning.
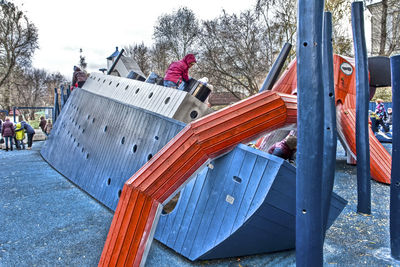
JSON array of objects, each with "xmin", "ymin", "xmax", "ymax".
[{"xmin": 12, "ymin": 0, "xmax": 255, "ymax": 79}]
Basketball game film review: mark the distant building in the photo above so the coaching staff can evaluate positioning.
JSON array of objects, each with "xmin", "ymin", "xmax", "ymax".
[{"xmin": 367, "ymin": 0, "xmax": 400, "ymax": 56}]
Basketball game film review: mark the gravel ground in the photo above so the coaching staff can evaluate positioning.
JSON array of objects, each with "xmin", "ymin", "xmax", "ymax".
[{"xmin": 0, "ymin": 141, "xmax": 399, "ymax": 266}]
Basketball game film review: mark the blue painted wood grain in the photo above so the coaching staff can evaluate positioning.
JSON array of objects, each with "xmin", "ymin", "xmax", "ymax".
[
  {"xmin": 154, "ymin": 144, "xmax": 347, "ymax": 261},
  {"xmin": 41, "ymin": 88, "xmax": 185, "ymax": 210}
]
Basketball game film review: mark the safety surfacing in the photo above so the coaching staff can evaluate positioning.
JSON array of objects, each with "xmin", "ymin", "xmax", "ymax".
[{"xmin": 0, "ymin": 141, "xmax": 399, "ymax": 266}]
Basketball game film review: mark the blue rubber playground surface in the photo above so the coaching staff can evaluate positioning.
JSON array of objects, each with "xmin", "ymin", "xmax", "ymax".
[{"xmin": 1, "ymin": 141, "xmax": 400, "ymax": 266}]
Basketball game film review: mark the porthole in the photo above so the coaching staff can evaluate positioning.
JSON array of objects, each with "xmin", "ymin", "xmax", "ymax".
[
  {"xmin": 125, "ymin": 85, "xmax": 129, "ymax": 90},
  {"xmin": 135, "ymin": 88, "xmax": 140, "ymax": 94},
  {"xmin": 164, "ymin": 97, "xmax": 170, "ymax": 104},
  {"xmin": 148, "ymin": 92, "xmax": 153, "ymax": 98},
  {"xmin": 132, "ymin": 144, "xmax": 137, "ymax": 153},
  {"xmin": 107, "ymin": 178, "xmax": 111, "ymax": 185},
  {"xmin": 190, "ymin": 110, "xmax": 198, "ymax": 119},
  {"xmin": 147, "ymin": 154, "xmax": 153, "ymax": 161},
  {"xmin": 162, "ymin": 192, "xmax": 181, "ymax": 215},
  {"xmin": 121, "ymin": 137, "xmax": 125, "ymax": 144},
  {"xmin": 104, "ymin": 126, "xmax": 108, "ymax": 132}
]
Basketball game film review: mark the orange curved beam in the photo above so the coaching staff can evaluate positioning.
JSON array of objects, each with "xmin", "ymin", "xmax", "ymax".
[{"xmin": 99, "ymin": 91, "xmax": 297, "ymax": 266}]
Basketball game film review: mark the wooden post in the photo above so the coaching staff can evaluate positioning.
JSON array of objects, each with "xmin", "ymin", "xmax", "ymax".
[
  {"xmin": 390, "ymin": 54, "xmax": 400, "ymax": 259},
  {"xmin": 296, "ymin": 0, "xmax": 325, "ymax": 265},
  {"xmin": 321, "ymin": 11, "xmax": 337, "ymax": 234},
  {"xmin": 351, "ymin": 1, "xmax": 371, "ymax": 214}
]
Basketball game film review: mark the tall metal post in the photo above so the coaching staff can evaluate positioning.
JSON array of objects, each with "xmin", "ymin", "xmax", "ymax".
[
  {"xmin": 390, "ymin": 54, "xmax": 400, "ymax": 259},
  {"xmin": 351, "ymin": 1, "xmax": 371, "ymax": 214},
  {"xmin": 296, "ymin": 0, "xmax": 325, "ymax": 266},
  {"xmin": 259, "ymin": 43, "xmax": 292, "ymax": 92},
  {"xmin": 321, "ymin": 11, "xmax": 337, "ymax": 234}
]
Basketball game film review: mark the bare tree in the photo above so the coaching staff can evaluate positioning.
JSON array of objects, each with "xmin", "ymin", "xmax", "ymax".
[
  {"xmin": 256, "ymin": 0, "xmax": 297, "ymax": 65},
  {"xmin": 367, "ymin": 0, "xmax": 400, "ymax": 56},
  {"xmin": 0, "ymin": 1, "xmax": 38, "ymax": 105},
  {"xmin": 325, "ymin": 0, "xmax": 353, "ymax": 56},
  {"xmin": 153, "ymin": 7, "xmax": 200, "ymax": 60},
  {"xmin": 124, "ymin": 43, "xmax": 151, "ymax": 76},
  {"xmin": 149, "ymin": 41, "xmax": 171, "ymax": 77},
  {"xmin": 7, "ymin": 67, "xmax": 66, "ymax": 118},
  {"xmin": 197, "ymin": 10, "xmax": 267, "ymax": 98}
]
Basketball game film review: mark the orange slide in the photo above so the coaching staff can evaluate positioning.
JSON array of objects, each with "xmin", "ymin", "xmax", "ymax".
[{"xmin": 270, "ymin": 55, "xmax": 391, "ymax": 184}]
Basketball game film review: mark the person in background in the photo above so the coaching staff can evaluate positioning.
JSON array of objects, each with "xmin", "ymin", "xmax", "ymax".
[
  {"xmin": 374, "ymin": 99, "xmax": 389, "ymax": 132},
  {"xmin": 39, "ymin": 116, "xmax": 47, "ymax": 134},
  {"xmin": 267, "ymin": 134, "xmax": 297, "ymax": 163},
  {"xmin": 44, "ymin": 119, "xmax": 52, "ymax": 136},
  {"xmin": 72, "ymin": 66, "xmax": 87, "ymax": 89},
  {"xmin": 1, "ymin": 117, "xmax": 14, "ymax": 151},
  {"xmin": 385, "ymin": 107, "xmax": 393, "ymax": 127},
  {"xmin": 163, "ymin": 54, "xmax": 196, "ymax": 89},
  {"xmin": 15, "ymin": 122, "xmax": 25, "ymax": 150},
  {"xmin": 20, "ymin": 120, "xmax": 35, "ymax": 150}
]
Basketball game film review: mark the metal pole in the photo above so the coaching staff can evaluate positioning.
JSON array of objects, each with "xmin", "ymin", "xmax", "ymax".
[
  {"xmin": 351, "ymin": 1, "xmax": 371, "ymax": 214},
  {"xmin": 390, "ymin": 54, "xmax": 400, "ymax": 259},
  {"xmin": 259, "ymin": 43, "xmax": 292, "ymax": 92},
  {"xmin": 321, "ymin": 11, "xmax": 337, "ymax": 234},
  {"xmin": 296, "ymin": 0, "xmax": 325, "ymax": 266}
]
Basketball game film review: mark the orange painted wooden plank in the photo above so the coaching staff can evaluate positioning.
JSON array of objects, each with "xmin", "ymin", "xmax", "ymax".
[
  {"xmin": 99, "ymin": 186, "xmax": 137, "ymax": 266},
  {"xmin": 109, "ymin": 190, "xmax": 144, "ymax": 266},
  {"xmin": 121, "ymin": 194, "xmax": 154, "ymax": 266},
  {"xmin": 132, "ymin": 200, "xmax": 160, "ymax": 267},
  {"xmin": 115, "ymin": 191, "xmax": 150, "ymax": 266}
]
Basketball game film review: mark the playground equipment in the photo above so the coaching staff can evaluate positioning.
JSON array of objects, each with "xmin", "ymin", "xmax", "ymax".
[
  {"xmin": 41, "ymin": 47, "xmax": 395, "ymax": 264},
  {"xmin": 41, "ymin": 52, "xmax": 396, "ymax": 266},
  {"xmin": 261, "ymin": 54, "xmax": 392, "ymax": 184},
  {"xmin": 40, "ymin": 61, "xmax": 345, "ymax": 267}
]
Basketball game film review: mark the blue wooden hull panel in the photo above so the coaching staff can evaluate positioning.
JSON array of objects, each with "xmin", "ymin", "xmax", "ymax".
[
  {"xmin": 41, "ymin": 88, "xmax": 185, "ymax": 210},
  {"xmin": 154, "ymin": 144, "xmax": 347, "ymax": 260}
]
